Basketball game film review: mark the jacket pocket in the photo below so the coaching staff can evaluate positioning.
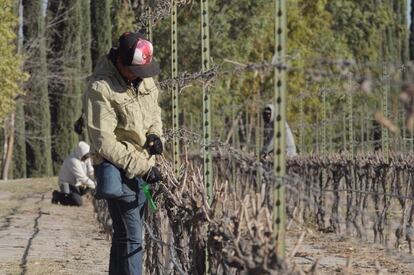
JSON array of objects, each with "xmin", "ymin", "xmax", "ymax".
[
  {"xmin": 113, "ymin": 95, "xmax": 143, "ymax": 132},
  {"xmin": 124, "ymin": 101, "xmax": 143, "ymax": 130},
  {"xmin": 112, "ymin": 94, "xmax": 129, "ymax": 125}
]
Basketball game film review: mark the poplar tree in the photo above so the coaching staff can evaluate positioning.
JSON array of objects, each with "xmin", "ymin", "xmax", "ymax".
[{"xmin": 22, "ymin": 0, "xmax": 53, "ymax": 177}]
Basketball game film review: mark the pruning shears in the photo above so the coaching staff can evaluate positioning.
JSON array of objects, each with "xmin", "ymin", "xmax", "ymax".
[{"xmin": 141, "ymin": 181, "xmax": 157, "ymax": 211}]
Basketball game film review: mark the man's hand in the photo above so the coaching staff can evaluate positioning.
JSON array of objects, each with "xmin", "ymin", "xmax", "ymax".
[
  {"xmin": 145, "ymin": 134, "xmax": 163, "ymax": 155},
  {"xmin": 143, "ymin": 167, "xmax": 163, "ymax": 184},
  {"xmin": 260, "ymin": 152, "xmax": 272, "ymax": 162}
]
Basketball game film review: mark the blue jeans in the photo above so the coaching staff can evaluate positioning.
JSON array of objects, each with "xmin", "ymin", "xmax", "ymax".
[{"xmin": 101, "ymin": 162, "xmax": 147, "ymax": 275}]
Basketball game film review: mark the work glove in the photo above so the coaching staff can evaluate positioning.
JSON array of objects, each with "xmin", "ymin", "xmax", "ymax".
[
  {"xmin": 145, "ymin": 134, "xmax": 163, "ymax": 155},
  {"xmin": 143, "ymin": 167, "xmax": 163, "ymax": 184},
  {"xmin": 74, "ymin": 114, "xmax": 85, "ymax": 135},
  {"xmin": 85, "ymin": 180, "xmax": 96, "ymax": 189},
  {"xmin": 75, "ymin": 180, "xmax": 96, "ymax": 190}
]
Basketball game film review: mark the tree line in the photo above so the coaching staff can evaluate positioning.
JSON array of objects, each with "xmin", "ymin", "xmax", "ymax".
[
  {"xmin": 0, "ymin": 0, "xmax": 412, "ymax": 180},
  {"xmin": 0, "ymin": 0, "xmax": 140, "ymax": 180}
]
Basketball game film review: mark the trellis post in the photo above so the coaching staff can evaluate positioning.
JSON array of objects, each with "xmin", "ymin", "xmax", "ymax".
[
  {"xmin": 171, "ymin": 0, "xmax": 180, "ymax": 176},
  {"xmin": 322, "ymin": 88, "xmax": 327, "ymax": 155},
  {"xmin": 201, "ymin": 0, "xmax": 212, "ymax": 203},
  {"xmin": 347, "ymin": 74, "xmax": 354, "ymax": 156},
  {"xmin": 343, "ymin": 110, "xmax": 347, "ymax": 152},
  {"xmin": 382, "ymin": 85, "xmax": 389, "ymax": 157},
  {"xmin": 411, "ymin": 127, "xmax": 414, "ymax": 151},
  {"xmin": 201, "ymin": 1, "xmax": 212, "ymax": 272},
  {"xmin": 401, "ymin": 109, "xmax": 406, "ymax": 151},
  {"xmin": 299, "ymin": 93, "xmax": 304, "ymax": 153},
  {"xmin": 328, "ymin": 105, "xmax": 333, "ymax": 152},
  {"xmin": 256, "ymin": 110, "xmax": 262, "ymax": 189},
  {"xmin": 273, "ymin": 0, "xmax": 287, "ymax": 257},
  {"xmin": 145, "ymin": 5, "xmax": 152, "ymax": 41}
]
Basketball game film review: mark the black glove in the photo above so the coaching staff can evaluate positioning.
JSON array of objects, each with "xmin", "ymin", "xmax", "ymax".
[
  {"xmin": 74, "ymin": 114, "xmax": 85, "ymax": 135},
  {"xmin": 143, "ymin": 167, "xmax": 163, "ymax": 184},
  {"xmin": 145, "ymin": 134, "xmax": 163, "ymax": 155}
]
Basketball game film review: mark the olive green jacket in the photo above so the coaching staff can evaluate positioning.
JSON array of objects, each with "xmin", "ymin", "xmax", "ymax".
[{"xmin": 83, "ymin": 55, "xmax": 162, "ymax": 179}]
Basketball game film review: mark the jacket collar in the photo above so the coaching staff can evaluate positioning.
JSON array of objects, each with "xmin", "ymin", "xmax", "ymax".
[
  {"xmin": 106, "ymin": 48, "xmax": 129, "ymax": 90},
  {"xmin": 94, "ymin": 49, "xmax": 146, "ymax": 94},
  {"xmin": 108, "ymin": 49, "xmax": 143, "ymax": 92}
]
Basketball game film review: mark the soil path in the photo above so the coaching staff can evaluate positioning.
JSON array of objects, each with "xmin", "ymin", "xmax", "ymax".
[
  {"xmin": 0, "ymin": 178, "xmax": 109, "ymax": 275},
  {"xmin": 286, "ymin": 225, "xmax": 414, "ymax": 274},
  {"xmin": 2, "ymin": 178, "xmax": 414, "ymax": 274}
]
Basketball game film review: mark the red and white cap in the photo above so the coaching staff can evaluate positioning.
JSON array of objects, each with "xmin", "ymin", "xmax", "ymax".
[
  {"xmin": 118, "ymin": 32, "xmax": 160, "ymax": 78},
  {"xmin": 132, "ymin": 39, "xmax": 154, "ymax": 65}
]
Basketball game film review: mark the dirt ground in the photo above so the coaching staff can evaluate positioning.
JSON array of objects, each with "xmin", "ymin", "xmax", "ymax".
[
  {"xmin": 0, "ymin": 178, "xmax": 109, "ymax": 275},
  {"xmin": 2, "ymin": 178, "xmax": 414, "ymax": 274},
  {"xmin": 286, "ymin": 223, "xmax": 414, "ymax": 274}
]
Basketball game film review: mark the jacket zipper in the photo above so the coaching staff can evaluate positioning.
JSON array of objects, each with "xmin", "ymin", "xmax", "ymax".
[{"xmin": 130, "ymin": 83, "xmax": 137, "ymax": 96}]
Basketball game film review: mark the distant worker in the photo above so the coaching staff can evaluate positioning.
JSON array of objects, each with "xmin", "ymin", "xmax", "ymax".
[
  {"xmin": 372, "ymin": 120, "xmax": 382, "ymax": 151},
  {"xmin": 261, "ymin": 104, "xmax": 297, "ymax": 158},
  {"xmin": 51, "ymin": 141, "xmax": 96, "ymax": 206}
]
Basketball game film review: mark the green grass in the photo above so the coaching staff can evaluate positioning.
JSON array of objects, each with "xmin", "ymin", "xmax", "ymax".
[
  {"xmin": 0, "ymin": 177, "xmax": 57, "ymax": 195},
  {"xmin": 0, "ymin": 177, "xmax": 57, "ymax": 219}
]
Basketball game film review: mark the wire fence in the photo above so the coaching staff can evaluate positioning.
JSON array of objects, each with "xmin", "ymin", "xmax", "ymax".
[{"xmin": 91, "ymin": 127, "xmax": 414, "ymax": 274}]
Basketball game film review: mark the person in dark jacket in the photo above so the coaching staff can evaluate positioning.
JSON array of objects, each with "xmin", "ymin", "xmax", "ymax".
[{"xmin": 261, "ymin": 104, "xmax": 297, "ymax": 158}]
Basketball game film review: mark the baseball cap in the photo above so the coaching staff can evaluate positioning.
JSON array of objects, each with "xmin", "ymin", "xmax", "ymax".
[{"xmin": 118, "ymin": 32, "xmax": 160, "ymax": 78}]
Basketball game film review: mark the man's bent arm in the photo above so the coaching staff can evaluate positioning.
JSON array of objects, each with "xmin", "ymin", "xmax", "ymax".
[{"xmin": 85, "ymin": 82, "xmax": 151, "ymax": 178}]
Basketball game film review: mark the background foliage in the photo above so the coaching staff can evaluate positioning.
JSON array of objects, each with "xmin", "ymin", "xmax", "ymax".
[
  {"xmin": 0, "ymin": 0, "xmax": 411, "ymax": 178},
  {"xmin": 0, "ymin": 0, "xmax": 27, "ymax": 120}
]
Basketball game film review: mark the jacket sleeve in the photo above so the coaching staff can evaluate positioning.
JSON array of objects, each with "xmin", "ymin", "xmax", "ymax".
[
  {"xmin": 72, "ymin": 159, "xmax": 95, "ymax": 187},
  {"xmin": 261, "ymin": 125, "xmax": 274, "ymax": 155},
  {"xmin": 85, "ymin": 82, "xmax": 152, "ymax": 178},
  {"xmin": 85, "ymin": 158, "xmax": 95, "ymax": 179},
  {"xmin": 144, "ymin": 78, "xmax": 163, "ymax": 137},
  {"xmin": 285, "ymin": 123, "xmax": 297, "ymax": 157}
]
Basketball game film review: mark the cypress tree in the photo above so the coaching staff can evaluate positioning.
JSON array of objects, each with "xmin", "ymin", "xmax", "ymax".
[
  {"xmin": 78, "ymin": 0, "xmax": 92, "ymax": 141},
  {"xmin": 91, "ymin": 0, "xmax": 112, "ymax": 67},
  {"xmin": 12, "ymin": 99, "xmax": 27, "ymax": 178},
  {"xmin": 401, "ymin": 0, "xmax": 410, "ymax": 64},
  {"xmin": 48, "ymin": 0, "xmax": 82, "ymax": 173},
  {"xmin": 390, "ymin": 0, "xmax": 408, "ymax": 66},
  {"xmin": 11, "ymin": 0, "xmax": 26, "ymax": 179},
  {"xmin": 111, "ymin": 0, "xmax": 136, "ymax": 44},
  {"xmin": 411, "ymin": 0, "xmax": 414, "ymax": 60},
  {"xmin": 81, "ymin": 0, "xmax": 92, "ymax": 77},
  {"xmin": 22, "ymin": 0, "xmax": 53, "ymax": 177}
]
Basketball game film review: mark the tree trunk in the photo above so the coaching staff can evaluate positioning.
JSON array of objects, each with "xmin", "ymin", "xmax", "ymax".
[{"xmin": 2, "ymin": 113, "xmax": 16, "ymax": 180}]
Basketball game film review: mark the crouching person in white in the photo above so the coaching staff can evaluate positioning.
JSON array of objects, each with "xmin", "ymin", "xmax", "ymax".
[{"xmin": 51, "ymin": 141, "xmax": 96, "ymax": 206}]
